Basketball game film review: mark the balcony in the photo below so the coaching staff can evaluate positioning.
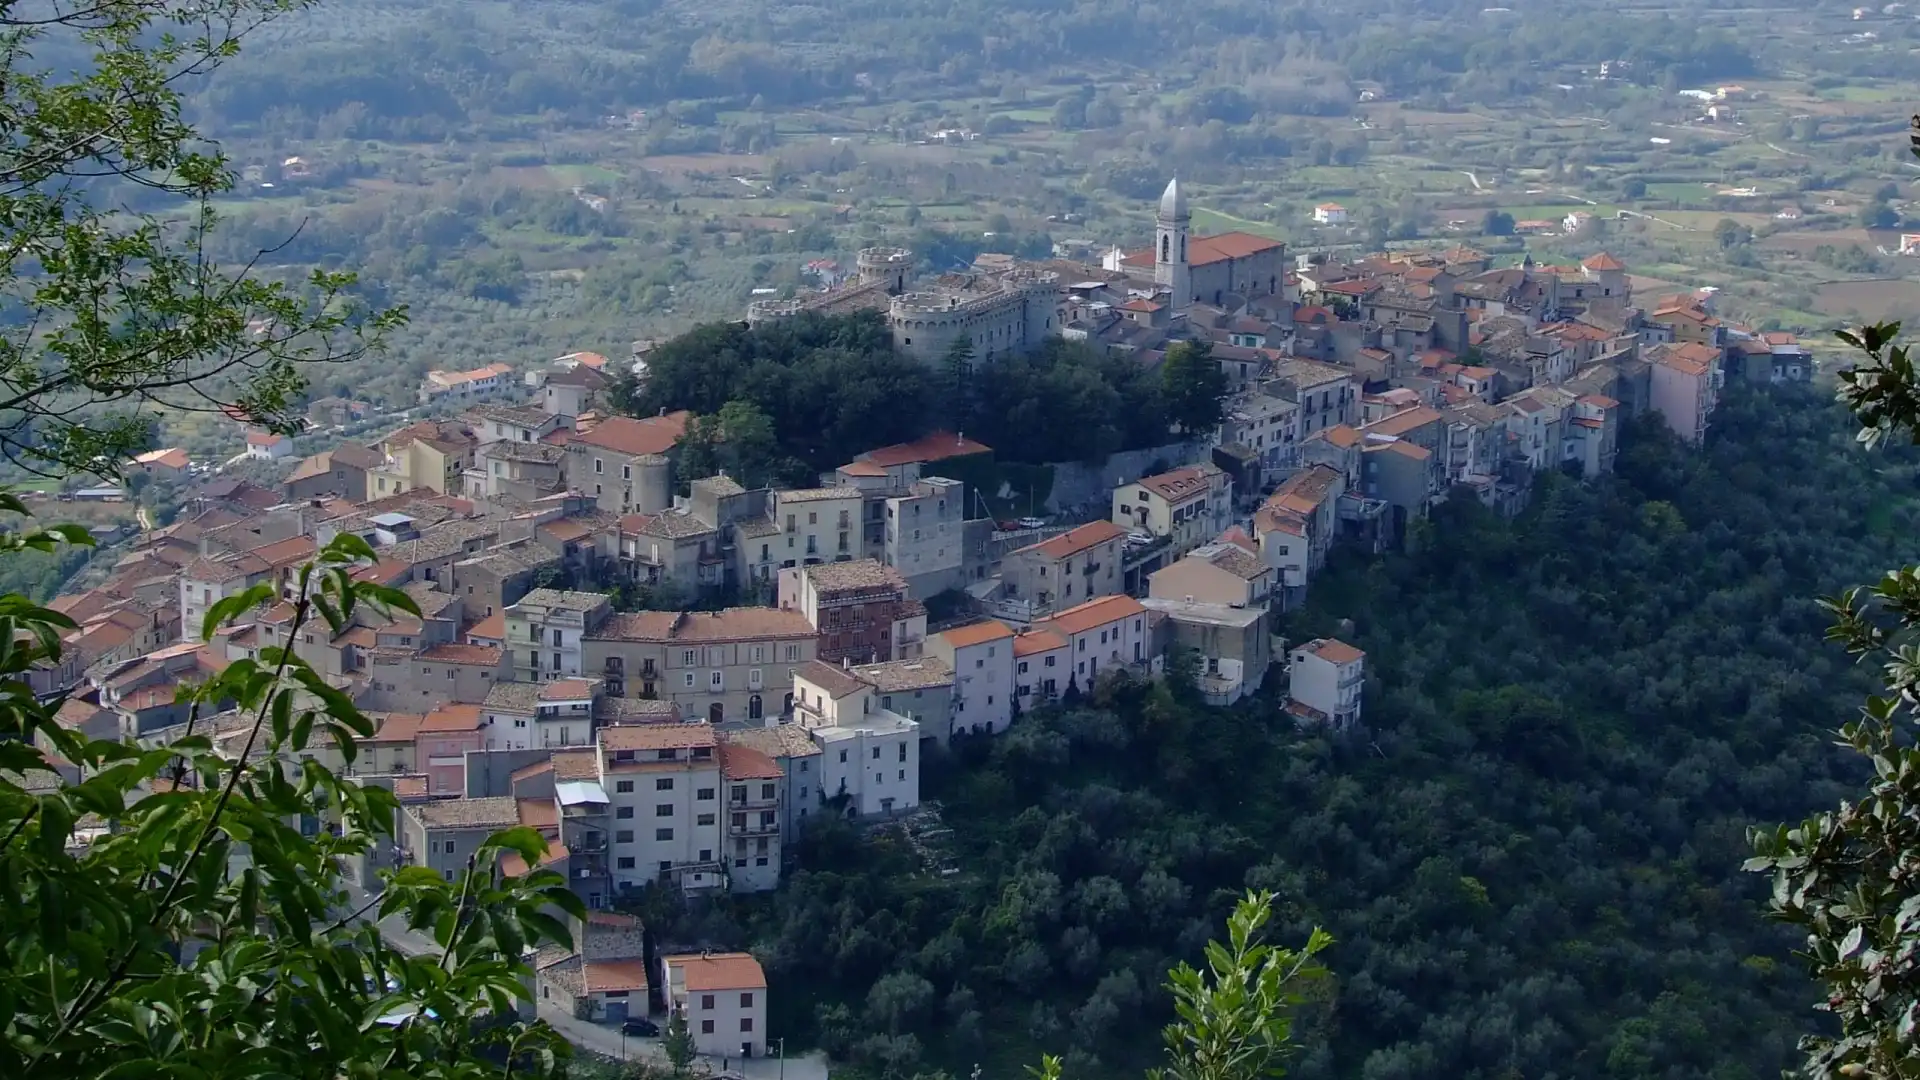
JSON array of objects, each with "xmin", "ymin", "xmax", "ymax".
[{"xmin": 728, "ymin": 819, "xmax": 779, "ymax": 836}]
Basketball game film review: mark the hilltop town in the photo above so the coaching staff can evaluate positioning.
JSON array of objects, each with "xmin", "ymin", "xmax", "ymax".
[{"xmin": 25, "ymin": 175, "xmax": 1813, "ymax": 1058}]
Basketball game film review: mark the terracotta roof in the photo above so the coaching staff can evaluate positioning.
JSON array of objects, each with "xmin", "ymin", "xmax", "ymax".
[
  {"xmin": 802, "ymin": 559, "xmax": 906, "ymax": 593},
  {"xmin": 938, "ymin": 620, "xmax": 1014, "ymax": 649},
  {"xmin": 1042, "ymin": 594, "xmax": 1147, "ymax": 636},
  {"xmin": 466, "ymin": 612, "xmax": 505, "ymax": 642},
  {"xmin": 720, "ymin": 742, "xmax": 783, "ymax": 781},
  {"xmin": 1321, "ymin": 425, "xmax": 1361, "ymax": 449},
  {"xmin": 1134, "ymin": 466, "xmax": 1217, "ymax": 503},
  {"xmin": 589, "ymin": 607, "xmax": 815, "ymax": 643},
  {"xmin": 413, "ymin": 795, "xmax": 519, "ymax": 828},
  {"xmin": 1018, "ymin": 520, "xmax": 1125, "ymax": 561},
  {"xmin": 540, "ymin": 678, "xmax": 595, "ymax": 702},
  {"xmin": 796, "ymin": 659, "xmax": 869, "ymax": 699},
  {"xmin": 367, "ymin": 712, "xmax": 427, "ymax": 743},
  {"xmin": 572, "ymin": 412, "xmax": 690, "ymax": 457},
  {"xmin": 252, "ymin": 534, "xmax": 317, "ymax": 569},
  {"xmin": 420, "ymin": 644, "xmax": 503, "ymax": 666},
  {"xmin": 1119, "ymin": 298, "xmax": 1163, "ymax": 313},
  {"xmin": 838, "ymin": 460, "xmax": 888, "ymax": 478},
  {"xmin": 392, "ymin": 776, "xmax": 429, "ymax": 799},
  {"xmin": 1012, "ymin": 629, "xmax": 1068, "ymax": 657},
  {"xmin": 1301, "ymin": 638, "xmax": 1364, "ymax": 665},
  {"xmin": 499, "ymin": 841, "xmax": 569, "ymax": 878},
  {"xmin": 539, "ymin": 519, "xmax": 593, "ymax": 543},
  {"xmin": 419, "ymin": 703, "xmax": 483, "ymax": 732},
  {"xmin": 1581, "ymin": 252, "xmax": 1626, "ymax": 272},
  {"xmin": 1216, "ymin": 524, "xmax": 1256, "ymax": 555},
  {"xmin": 553, "ymin": 749, "xmax": 599, "ymax": 781},
  {"xmin": 856, "ymin": 430, "xmax": 991, "ymax": 468},
  {"xmin": 585, "ymin": 959, "xmax": 651, "ymax": 995},
  {"xmin": 600, "ymin": 724, "xmax": 717, "ymax": 752},
  {"xmin": 1579, "ymin": 394, "xmax": 1620, "ymax": 409},
  {"xmin": 1377, "ymin": 440, "xmax": 1431, "ymax": 461},
  {"xmin": 245, "ymin": 430, "xmax": 288, "ymax": 448},
  {"xmin": 354, "ymin": 559, "xmax": 412, "ymax": 585},
  {"xmin": 134, "ymin": 447, "xmax": 189, "ymax": 469},
  {"xmin": 512, "ymin": 759, "xmax": 554, "ymax": 782},
  {"xmin": 1362, "ymin": 406, "xmax": 1443, "ymax": 438},
  {"xmin": 665, "ymin": 952, "xmax": 766, "ymax": 992}
]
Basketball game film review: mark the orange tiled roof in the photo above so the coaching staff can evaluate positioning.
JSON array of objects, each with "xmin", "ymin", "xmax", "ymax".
[
  {"xmin": 665, "ymin": 952, "xmax": 766, "ymax": 991},
  {"xmin": 1043, "ymin": 594, "xmax": 1146, "ymax": 636},
  {"xmin": 939, "ymin": 620, "xmax": 1014, "ymax": 649},
  {"xmin": 1019, "ymin": 520, "xmax": 1125, "ymax": 561}
]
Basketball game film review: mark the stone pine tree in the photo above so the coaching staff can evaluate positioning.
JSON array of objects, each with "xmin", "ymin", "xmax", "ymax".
[
  {"xmin": 0, "ymin": 0, "xmax": 400, "ymax": 477},
  {"xmin": 942, "ymin": 335, "xmax": 978, "ymax": 434},
  {"xmin": 1746, "ymin": 113, "xmax": 1920, "ymax": 1080},
  {"xmin": 1161, "ymin": 340, "xmax": 1229, "ymax": 437}
]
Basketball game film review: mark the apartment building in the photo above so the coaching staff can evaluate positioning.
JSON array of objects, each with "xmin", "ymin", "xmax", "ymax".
[
  {"xmin": 927, "ymin": 620, "xmax": 1015, "ymax": 739},
  {"xmin": 768, "ymin": 487, "xmax": 863, "ymax": 567},
  {"xmin": 1036, "ymin": 594, "xmax": 1151, "ymax": 690},
  {"xmin": 598, "ymin": 724, "xmax": 726, "ymax": 893},
  {"xmin": 847, "ymin": 657, "xmax": 954, "ymax": 737},
  {"xmin": 1011, "ymin": 629, "xmax": 1069, "ymax": 712},
  {"xmin": 1112, "ymin": 464, "xmax": 1233, "ymax": 562},
  {"xmin": 780, "ymin": 559, "xmax": 925, "ymax": 665},
  {"xmin": 881, "ymin": 476, "xmax": 967, "ymax": 597},
  {"xmin": 565, "ymin": 413, "xmax": 685, "ymax": 515},
  {"xmin": 419, "ymin": 703, "xmax": 485, "ymax": 796},
  {"xmin": 283, "ymin": 443, "xmax": 382, "ymax": 502},
  {"xmin": 479, "ymin": 677, "xmax": 598, "ymax": 751},
  {"xmin": 582, "ymin": 607, "xmax": 817, "ymax": 725},
  {"xmin": 719, "ymin": 742, "xmax": 784, "ymax": 892},
  {"xmin": 366, "ymin": 421, "xmax": 477, "ymax": 499},
  {"xmin": 997, "ymin": 521, "xmax": 1126, "ymax": 625},
  {"xmin": 724, "ymin": 725, "xmax": 824, "ymax": 845},
  {"xmin": 1288, "ymin": 638, "xmax": 1364, "ymax": 727},
  {"xmin": 1650, "ymin": 342, "xmax": 1721, "ymax": 446},
  {"xmin": 1254, "ymin": 465, "xmax": 1344, "ymax": 605},
  {"xmin": 418, "ymin": 361, "xmax": 514, "ymax": 406},
  {"xmin": 504, "ymin": 589, "xmax": 614, "ymax": 683},
  {"xmin": 1268, "ymin": 358, "xmax": 1357, "ymax": 440},
  {"xmin": 464, "ymin": 403, "xmax": 561, "ymax": 446},
  {"xmin": 663, "ymin": 953, "xmax": 768, "ymax": 1059},
  {"xmin": 399, "ymin": 795, "xmax": 523, "ymax": 882},
  {"xmin": 1149, "ymin": 541, "xmax": 1273, "ymax": 610},
  {"xmin": 814, "ymin": 713, "xmax": 920, "ymax": 818}
]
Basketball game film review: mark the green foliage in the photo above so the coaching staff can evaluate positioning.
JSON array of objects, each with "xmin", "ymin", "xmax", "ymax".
[
  {"xmin": 0, "ymin": 524, "xmax": 584, "ymax": 1077},
  {"xmin": 1747, "ymin": 242, "xmax": 1920, "ymax": 1076},
  {"xmin": 1160, "ymin": 342, "xmax": 1230, "ymax": 437},
  {"xmin": 627, "ymin": 314, "xmax": 1184, "ymax": 468},
  {"xmin": 677, "ymin": 400, "xmax": 802, "ymax": 490},
  {"xmin": 0, "ymin": 0, "xmax": 401, "ymax": 476},
  {"xmin": 663, "ymin": 1010, "xmax": 697, "ymax": 1074}
]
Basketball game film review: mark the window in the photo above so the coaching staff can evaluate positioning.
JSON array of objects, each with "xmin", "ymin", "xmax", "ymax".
[
  {"xmin": 616, "ymin": 807, "xmax": 634, "ymax": 819},
  {"xmin": 684, "ymin": 672, "xmax": 696, "ymax": 688},
  {"xmin": 617, "ymin": 857, "xmax": 635, "ymax": 869},
  {"xmin": 701, "ymin": 995, "xmax": 715, "ymax": 1010},
  {"xmin": 656, "ymin": 804, "xmax": 673, "ymax": 817},
  {"xmin": 700, "ymin": 848, "xmax": 712, "ymax": 861},
  {"xmin": 655, "ymin": 827, "xmax": 673, "ymax": 841},
  {"xmin": 898, "ymin": 744, "xmax": 907, "ymax": 762},
  {"xmin": 761, "ymin": 783, "xmax": 775, "ymax": 799},
  {"xmin": 682, "ymin": 649, "xmax": 697, "ymax": 666},
  {"xmin": 616, "ymin": 780, "xmax": 634, "ymax": 793},
  {"xmin": 871, "ymin": 746, "xmax": 881, "ymax": 759},
  {"xmin": 732, "ymin": 812, "xmax": 747, "ymax": 829},
  {"xmin": 702, "ymin": 1020, "xmax": 715, "ymax": 1034},
  {"xmin": 839, "ymin": 750, "xmax": 847, "ymax": 762},
  {"xmin": 616, "ymin": 830, "xmax": 633, "ymax": 843},
  {"xmin": 710, "ymin": 671, "xmax": 723, "ymax": 691},
  {"xmin": 741, "ymin": 992, "xmax": 755, "ymax": 1006},
  {"xmin": 594, "ymin": 458, "xmax": 604, "ymax": 474},
  {"xmin": 656, "ymin": 778, "xmax": 674, "ymax": 791},
  {"xmin": 741, "ymin": 1019, "xmax": 754, "ymax": 1032},
  {"xmin": 697, "ymin": 787, "xmax": 715, "ymax": 800},
  {"xmin": 443, "ymin": 841, "xmax": 456, "ymax": 855},
  {"xmin": 697, "ymin": 813, "xmax": 715, "ymax": 826},
  {"xmin": 899, "ymin": 770, "xmax": 906, "ymax": 780}
]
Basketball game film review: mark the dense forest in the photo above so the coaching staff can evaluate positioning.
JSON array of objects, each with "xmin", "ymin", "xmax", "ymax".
[
  {"xmin": 635, "ymin": 384, "xmax": 1900, "ymax": 1080},
  {"xmin": 618, "ymin": 311, "xmax": 1223, "ymax": 473}
]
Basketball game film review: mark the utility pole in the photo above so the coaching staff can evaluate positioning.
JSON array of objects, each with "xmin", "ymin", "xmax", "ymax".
[{"xmin": 776, "ymin": 1037, "xmax": 785, "ymax": 1080}]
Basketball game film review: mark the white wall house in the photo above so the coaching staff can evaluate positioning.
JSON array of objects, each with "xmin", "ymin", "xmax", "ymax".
[
  {"xmin": 663, "ymin": 953, "xmax": 768, "ymax": 1059},
  {"xmin": 1035, "ymin": 594, "xmax": 1151, "ymax": 691},
  {"xmin": 1287, "ymin": 637, "xmax": 1365, "ymax": 727},
  {"xmin": 812, "ymin": 713, "xmax": 920, "ymax": 818},
  {"xmin": 928, "ymin": 620, "xmax": 1015, "ymax": 738}
]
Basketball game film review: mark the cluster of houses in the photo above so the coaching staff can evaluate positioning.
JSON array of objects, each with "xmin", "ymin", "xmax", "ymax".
[{"xmin": 20, "ymin": 195, "xmax": 1819, "ymax": 1047}]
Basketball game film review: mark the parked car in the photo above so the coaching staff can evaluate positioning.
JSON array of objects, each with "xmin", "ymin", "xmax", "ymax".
[
  {"xmin": 622, "ymin": 1017, "xmax": 659, "ymax": 1037},
  {"xmin": 1016, "ymin": 516, "xmax": 1047, "ymax": 529}
]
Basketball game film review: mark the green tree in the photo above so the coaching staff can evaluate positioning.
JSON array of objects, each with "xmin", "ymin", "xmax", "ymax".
[
  {"xmin": 1483, "ymin": 210, "xmax": 1516, "ymax": 236},
  {"xmin": 1748, "ymin": 113, "xmax": 1920, "ymax": 1080},
  {"xmin": 0, "ymin": 522, "xmax": 583, "ymax": 1078},
  {"xmin": 942, "ymin": 335, "xmax": 977, "ymax": 433},
  {"xmin": 1713, "ymin": 217, "xmax": 1751, "ymax": 249},
  {"xmin": 1161, "ymin": 341, "xmax": 1228, "ymax": 437},
  {"xmin": 662, "ymin": 1010, "xmax": 697, "ymax": 1074},
  {"xmin": 0, "ymin": 0, "xmax": 401, "ymax": 476},
  {"xmin": 1031, "ymin": 892, "xmax": 1330, "ymax": 1080}
]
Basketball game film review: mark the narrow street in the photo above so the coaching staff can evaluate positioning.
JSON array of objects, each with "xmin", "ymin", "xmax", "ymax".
[{"xmin": 340, "ymin": 882, "xmax": 828, "ymax": 1080}]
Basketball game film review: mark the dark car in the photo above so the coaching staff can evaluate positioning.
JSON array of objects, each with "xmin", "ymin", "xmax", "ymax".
[{"xmin": 622, "ymin": 1017, "xmax": 659, "ymax": 1037}]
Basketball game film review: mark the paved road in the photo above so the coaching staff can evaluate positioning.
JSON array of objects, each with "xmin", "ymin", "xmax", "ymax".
[{"xmin": 340, "ymin": 883, "xmax": 827, "ymax": 1080}]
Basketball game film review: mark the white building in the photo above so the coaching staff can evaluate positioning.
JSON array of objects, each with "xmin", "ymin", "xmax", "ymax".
[
  {"xmin": 1312, "ymin": 203, "xmax": 1349, "ymax": 225},
  {"xmin": 505, "ymin": 589, "xmax": 611, "ymax": 683},
  {"xmin": 1035, "ymin": 594, "xmax": 1152, "ymax": 692},
  {"xmin": 244, "ymin": 430, "xmax": 293, "ymax": 461},
  {"xmin": 663, "ymin": 952, "xmax": 768, "ymax": 1059},
  {"xmin": 812, "ymin": 713, "xmax": 920, "ymax": 818},
  {"xmin": 719, "ymin": 742, "xmax": 784, "ymax": 893},
  {"xmin": 927, "ymin": 620, "xmax": 1015, "ymax": 739},
  {"xmin": 1287, "ymin": 637, "xmax": 1364, "ymax": 727},
  {"xmin": 597, "ymin": 724, "xmax": 725, "ymax": 893},
  {"xmin": 882, "ymin": 476, "xmax": 966, "ymax": 592},
  {"xmin": 1012, "ymin": 628, "xmax": 1070, "ymax": 712}
]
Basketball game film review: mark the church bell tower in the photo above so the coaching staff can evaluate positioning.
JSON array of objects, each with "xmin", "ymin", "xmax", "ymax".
[{"xmin": 1155, "ymin": 176, "xmax": 1191, "ymax": 312}]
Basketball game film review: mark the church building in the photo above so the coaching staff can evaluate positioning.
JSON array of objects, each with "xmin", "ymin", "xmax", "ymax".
[{"xmin": 1115, "ymin": 178, "xmax": 1287, "ymax": 310}]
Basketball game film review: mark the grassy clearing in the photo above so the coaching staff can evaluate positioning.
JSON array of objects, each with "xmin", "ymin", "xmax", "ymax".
[{"xmin": 1192, "ymin": 207, "xmax": 1289, "ymax": 240}]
